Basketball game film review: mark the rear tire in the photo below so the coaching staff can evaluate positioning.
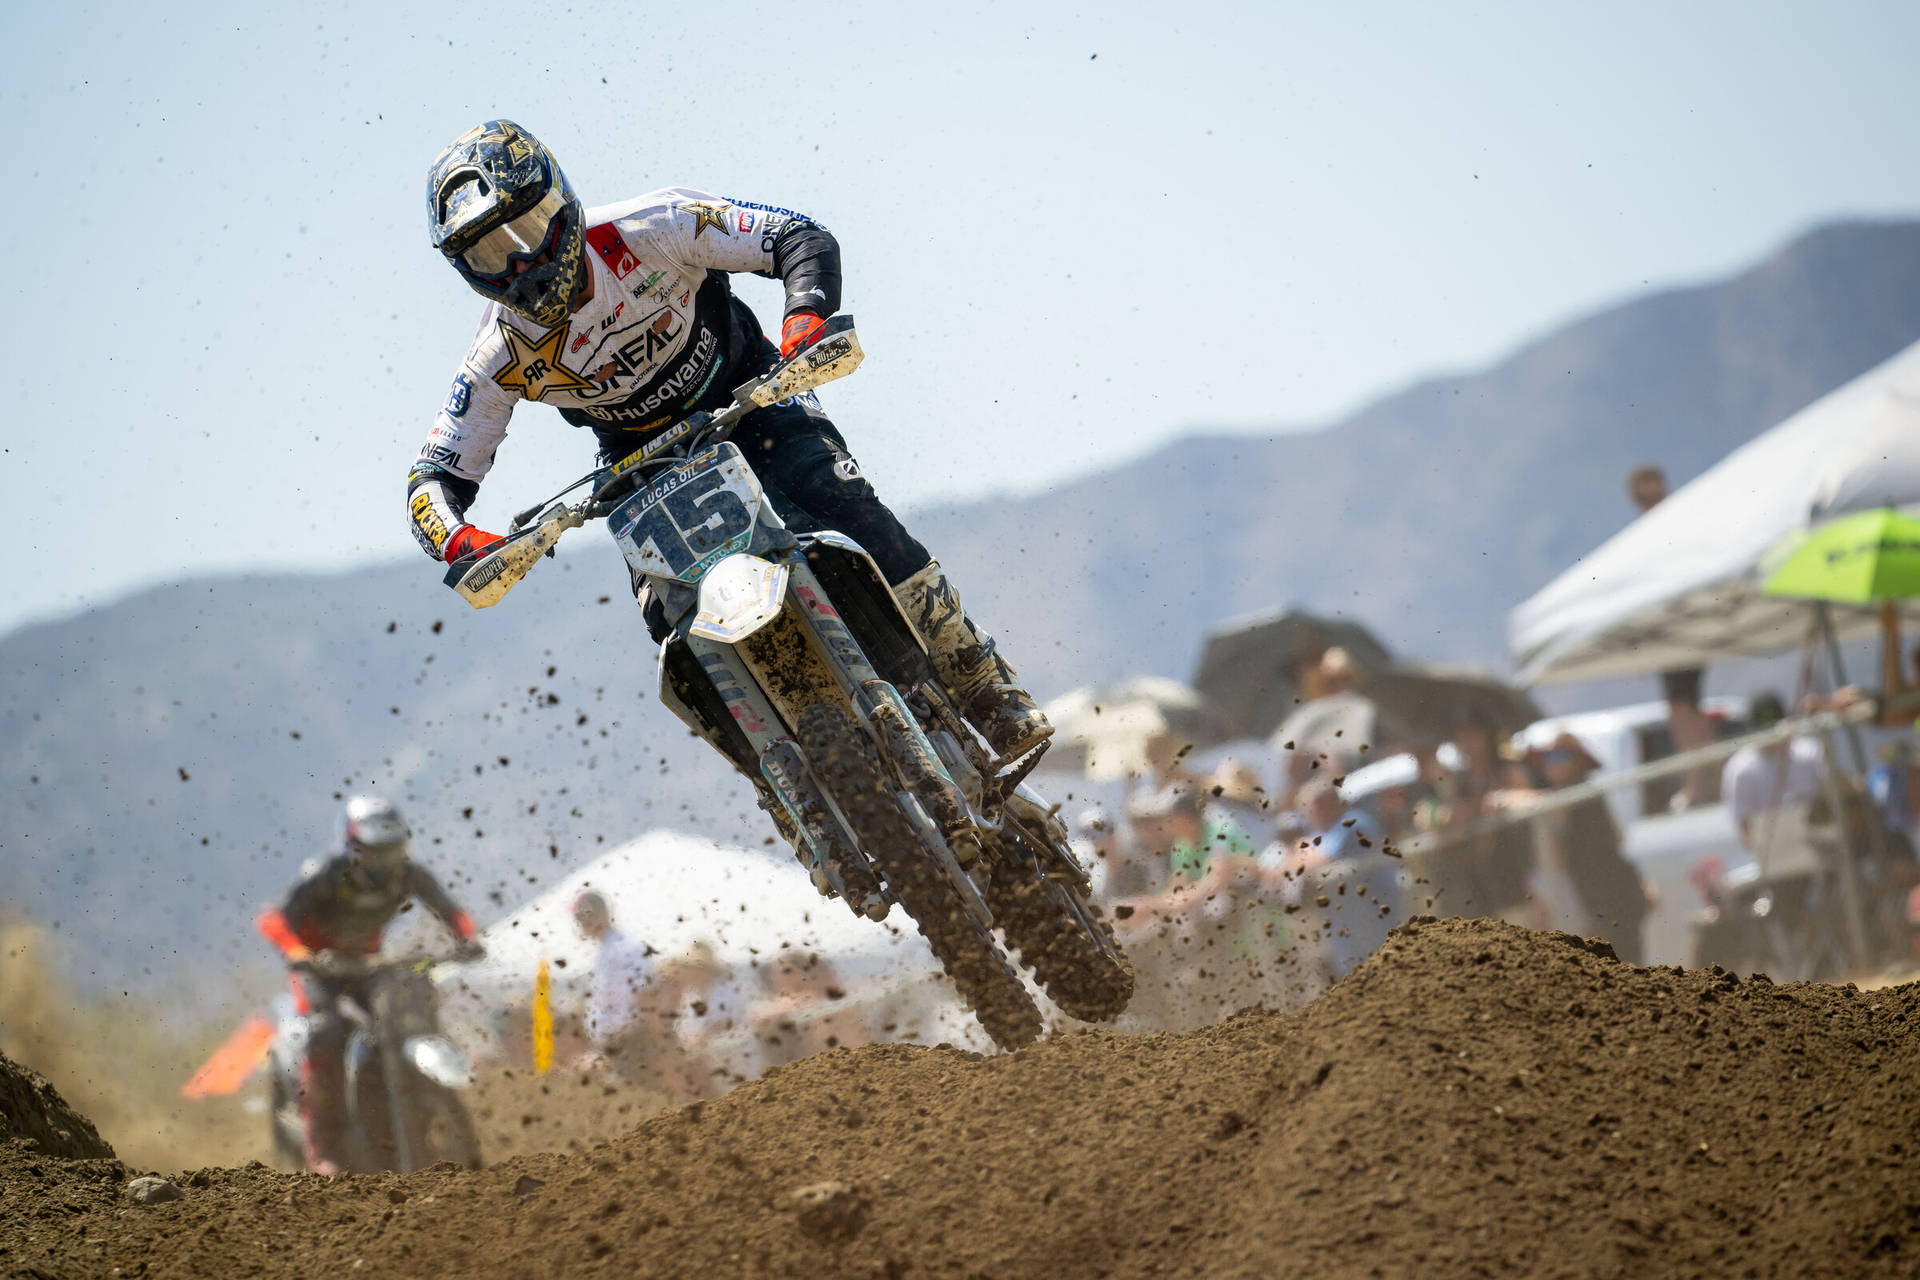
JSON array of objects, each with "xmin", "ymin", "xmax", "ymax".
[
  {"xmin": 800, "ymin": 702, "xmax": 1043, "ymax": 1050},
  {"xmin": 988, "ymin": 830, "xmax": 1135, "ymax": 1022}
]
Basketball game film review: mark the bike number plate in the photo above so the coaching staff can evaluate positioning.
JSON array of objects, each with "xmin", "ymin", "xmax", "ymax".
[{"xmin": 610, "ymin": 442, "xmax": 766, "ymax": 583}]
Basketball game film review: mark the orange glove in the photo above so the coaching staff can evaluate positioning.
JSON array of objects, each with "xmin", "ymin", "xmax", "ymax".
[
  {"xmin": 445, "ymin": 524, "xmax": 505, "ymax": 563},
  {"xmin": 780, "ymin": 311, "xmax": 827, "ymax": 358},
  {"xmin": 256, "ymin": 909, "xmax": 313, "ymax": 962}
]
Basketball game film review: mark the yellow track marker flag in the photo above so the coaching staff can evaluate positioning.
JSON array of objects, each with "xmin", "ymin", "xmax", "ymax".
[{"xmin": 532, "ymin": 958, "xmax": 554, "ymax": 1074}]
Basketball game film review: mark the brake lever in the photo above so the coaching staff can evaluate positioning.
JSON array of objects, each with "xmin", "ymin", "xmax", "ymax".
[{"xmin": 509, "ymin": 470, "xmax": 605, "ymax": 533}]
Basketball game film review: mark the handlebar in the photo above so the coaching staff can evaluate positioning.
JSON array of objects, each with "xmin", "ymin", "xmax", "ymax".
[
  {"xmin": 451, "ymin": 317, "xmax": 863, "ymax": 609},
  {"xmin": 294, "ymin": 947, "xmax": 483, "ymax": 981}
]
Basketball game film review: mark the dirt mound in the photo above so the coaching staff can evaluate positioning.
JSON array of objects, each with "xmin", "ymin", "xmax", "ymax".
[
  {"xmin": 466, "ymin": 1067, "xmax": 675, "ymax": 1162},
  {"xmin": 0, "ymin": 1051, "xmax": 114, "ymax": 1160},
  {"xmin": 6, "ymin": 918, "xmax": 1919, "ymax": 1278}
]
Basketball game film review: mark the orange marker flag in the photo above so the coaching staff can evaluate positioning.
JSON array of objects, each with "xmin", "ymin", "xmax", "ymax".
[
  {"xmin": 532, "ymin": 958, "xmax": 554, "ymax": 1075},
  {"xmin": 180, "ymin": 1013, "xmax": 276, "ymax": 1099}
]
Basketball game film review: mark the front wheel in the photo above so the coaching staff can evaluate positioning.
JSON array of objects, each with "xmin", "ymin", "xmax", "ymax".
[
  {"xmin": 402, "ymin": 1078, "xmax": 482, "ymax": 1171},
  {"xmin": 267, "ymin": 1068, "xmax": 305, "ymax": 1172},
  {"xmin": 799, "ymin": 702, "xmax": 1043, "ymax": 1050}
]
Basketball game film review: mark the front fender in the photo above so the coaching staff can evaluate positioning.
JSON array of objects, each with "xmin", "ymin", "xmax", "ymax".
[
  {"xmin": 689, "ymin": 554, "xmax": 790, "ymax": 642},
  {"xmin": 403, "ymin": 1035, "xmax": 472, "ymax": 1089}
]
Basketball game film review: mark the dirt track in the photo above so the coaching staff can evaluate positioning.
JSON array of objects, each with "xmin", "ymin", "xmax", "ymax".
[{"xmin": 6, "ymin": 916, "xmax": 1919, "ymax": 1278}]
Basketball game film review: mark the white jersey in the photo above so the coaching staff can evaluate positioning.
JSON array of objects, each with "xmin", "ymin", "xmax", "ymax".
[{"xmin": 585, "ymin": 926, "xmax": 656, "ymax": 1050}]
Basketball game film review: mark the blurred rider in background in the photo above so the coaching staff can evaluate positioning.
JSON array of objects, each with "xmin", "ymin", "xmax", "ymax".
[
  {"xmin": 256, "ymin": 796, "xmax": 483, "ymax": 1176},
  {"xmin": 406, "ymin": 119, "xmax": 1051, "ymax": 762}
]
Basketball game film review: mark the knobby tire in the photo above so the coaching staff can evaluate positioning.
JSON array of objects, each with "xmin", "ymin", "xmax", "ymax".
[
  {"xmin": 988, "ymin": 832, "xmax": 1135, "ymax": 1023},
  {"xmin": 799, "ymin": 702, "xmax": 1042, "ymax": 1050}
]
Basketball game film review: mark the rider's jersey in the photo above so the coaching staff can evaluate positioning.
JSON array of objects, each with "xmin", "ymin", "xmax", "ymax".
[
  {"xmin": 257, "ymin": 855, "xmax": 476, "ymax": 957},
  {"xmin": 406, "ymin": 187, "xmax": 842, "ymax": 559}
]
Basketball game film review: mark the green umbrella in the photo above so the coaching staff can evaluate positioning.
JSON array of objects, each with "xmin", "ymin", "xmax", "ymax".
[{"xmin": 1762, "ymin": 507, "xmax": 1920, "ymax": 604}]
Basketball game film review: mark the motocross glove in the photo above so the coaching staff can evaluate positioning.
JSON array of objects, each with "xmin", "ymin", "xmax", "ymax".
[
  {"xmin": 780, "ymin": 311, "xmax": 827, "ymax": 359},
  {"xmin": 444, "ymin": 524, "xmax": 505, "ymax": 563}
]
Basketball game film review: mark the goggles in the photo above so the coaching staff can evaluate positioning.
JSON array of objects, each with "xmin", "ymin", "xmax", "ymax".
[{"xmin": 449, "ymin": 184, "xmax": 570, "ymax": 281}]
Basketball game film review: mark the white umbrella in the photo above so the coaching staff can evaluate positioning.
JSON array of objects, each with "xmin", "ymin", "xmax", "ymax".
[
  {"xmin": 436, "ymin": 829, "xmax": 960, "ymax": 1050},
  {"xmin": 1510, "ymin": 339, "xmax": 1920, "ymax": 684}
]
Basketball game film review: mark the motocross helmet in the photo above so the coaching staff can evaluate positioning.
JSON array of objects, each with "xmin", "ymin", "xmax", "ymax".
[
  {"xmin": 427, "ymin": 119, "xmax": 586, "ymax": 328},
  {"xmin": 340, "ymin": 795, "xmax": 410, "ymax": 880}
]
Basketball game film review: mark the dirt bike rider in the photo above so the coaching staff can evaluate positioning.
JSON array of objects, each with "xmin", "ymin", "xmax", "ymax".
[
  {"xmin": 255, "ymin": 796, "xmax": 483, "ymax": 1176},
  {"xmin": 406, "ymin": 119, "xmax": 1052, "ymax": 765}
]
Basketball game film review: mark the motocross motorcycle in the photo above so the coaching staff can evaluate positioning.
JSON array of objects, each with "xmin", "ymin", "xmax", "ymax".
[
  {"xmin": 444, "ymin": 318, "xmax": 1132, "ymax": 1048},
  {"xmin": 267, "ymin": 953, "xmax": 482, "ymax": 1173}
]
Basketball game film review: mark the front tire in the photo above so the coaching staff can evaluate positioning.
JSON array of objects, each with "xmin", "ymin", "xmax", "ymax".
[
  {"xmin": 268, "ymin": 1069, "xmax": 305, "ymax": 1172},
  {"xmin": 799, "ymin": 702, "xmax": 1043, "ymax": 1050},
  {"xmin": 403, "ymin": 1078, "xmax": 482, "ymax": 1171}
]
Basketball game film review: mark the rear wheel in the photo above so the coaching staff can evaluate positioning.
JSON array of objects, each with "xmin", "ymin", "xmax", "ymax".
[
  {"xmin": 799, "ymin": 702, "xmax": 1043, "ymax": 1050},
  {"xmin": 988, "ymin": 828, "xmax": 1134, "ymax": 1022}
]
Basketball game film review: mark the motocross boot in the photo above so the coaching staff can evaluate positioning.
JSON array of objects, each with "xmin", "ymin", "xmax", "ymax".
[{"xmin": 892, "ymin": 561, "xmax": 1052, "ymax": 761}]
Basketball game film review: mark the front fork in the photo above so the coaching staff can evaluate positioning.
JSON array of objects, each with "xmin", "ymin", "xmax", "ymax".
[{"xmin": 660, "ymin": 559, "xmax": 990, "ymax": 916}]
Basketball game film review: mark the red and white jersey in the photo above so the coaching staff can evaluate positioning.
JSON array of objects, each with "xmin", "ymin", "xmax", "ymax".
[{"xmin": 416, "ymin": 187, "xmax": 818, "ymax": 487}]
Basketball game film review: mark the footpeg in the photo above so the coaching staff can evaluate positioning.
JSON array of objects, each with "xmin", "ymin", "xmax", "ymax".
[{"xmin": 991, "ymin": 737, "xmax": 1052, "ymax": 797}]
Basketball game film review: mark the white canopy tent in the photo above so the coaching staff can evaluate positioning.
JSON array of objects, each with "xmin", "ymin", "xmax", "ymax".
[
  {"xmin": 434, "ymin": 829, "xmax": 969, "ymax": 1054},
  {"xmin": 1510, "ymin": 340, "xmax": 1920, "ymax": 684}
]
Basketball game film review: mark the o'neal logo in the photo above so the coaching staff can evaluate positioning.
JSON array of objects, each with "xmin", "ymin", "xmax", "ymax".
[
  {"xmin": 579, "ymin": 326, "xmax": 720, "ymax": 422},
  {"xmin": 581, "ymin": 306, "xmax": 687, "ymax": 390}
]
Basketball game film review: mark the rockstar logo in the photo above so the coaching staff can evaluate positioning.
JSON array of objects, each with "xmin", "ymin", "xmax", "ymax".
[
  {"xmin": 683, "ymin": 200, "xmax": 733, "ymax": 239},
  {"xmin": 490, "ymin": 318, "xmax": 594, "ymax": 402}
]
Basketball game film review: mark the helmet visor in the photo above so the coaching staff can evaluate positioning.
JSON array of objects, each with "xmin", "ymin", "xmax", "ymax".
[{"xmin": 453, "ymin": 185, "xmax": 570, "ymax": 279}]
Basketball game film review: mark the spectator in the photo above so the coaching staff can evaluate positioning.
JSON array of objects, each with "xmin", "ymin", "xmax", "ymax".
[
  {"xmin": 1628, "ymin": 464, "xmax": 1716, "ymax": 808},
  {"xmin": 1126, "ymin": 732, "xmax": 1210, "ymax": 885},
  {"xmin": 1527, "ymin": 733, "xmax": 1651, "ymax": 963},
  {"xmin": 656, "ymin": 940, "xmax": 752, "ymax": 1097},
  {"xmin": 572, "ymin": 890, "xmax": 658, "ymax": 1078},
  {"xmin": 753, "ymin": 951, "xmax": 856, "ymax": 1069},
  {"xmin": 1304, "ymin": 645, "xmax": 1363, "ymax": 701},
  {"xmin": 1869, "ymin": 738, "xmax": 1918, "ymax": 858},
  {"xmin": 1146, "ymin": 788, "xmax": 1210, "ymax": 884},
  {"xmin": 1721, "ymin": 692, "xmax": 1825, "ymax": 865},
  {"xmin": 1297, "ymin": 778, "xmax": 1404, "ymax": 979},
  {"xmin": 1200, "ymin": 760, "xmax": 1266, "ymax": 863},
  {"xmin": 1432, "ymin": 712, "xmax": 1532, "ymax": 921}
]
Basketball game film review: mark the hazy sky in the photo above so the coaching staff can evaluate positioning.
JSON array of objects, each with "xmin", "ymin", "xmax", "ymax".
[{"xmin": 6, "ymin": 0, "xmax": 1919, "ymax": 634}]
